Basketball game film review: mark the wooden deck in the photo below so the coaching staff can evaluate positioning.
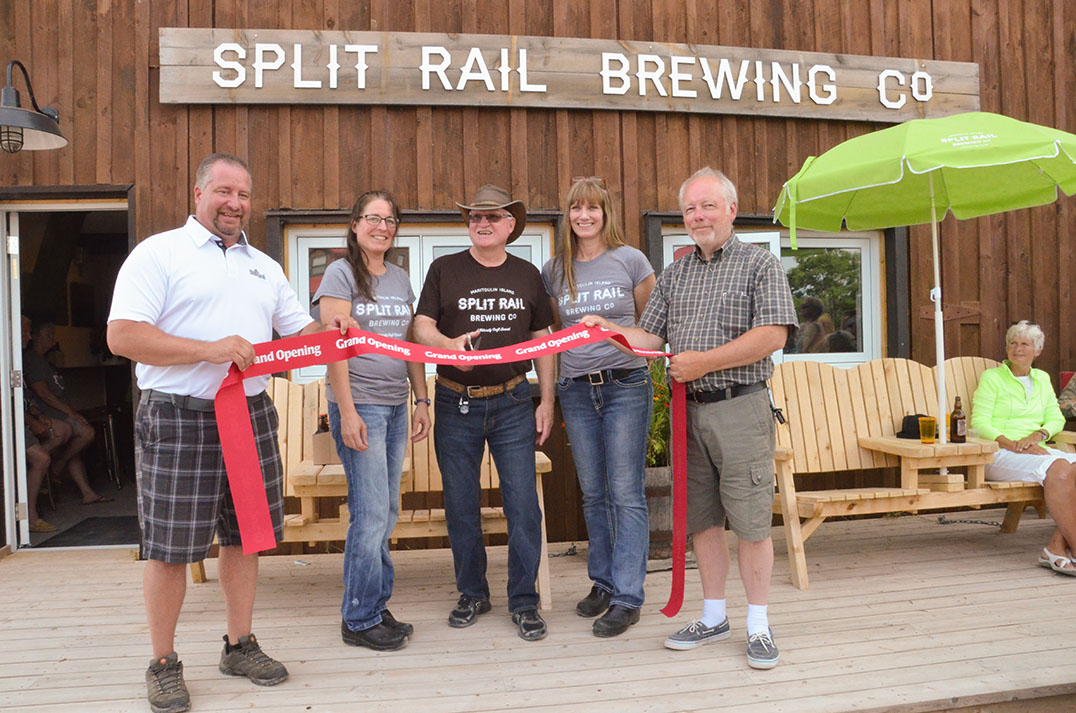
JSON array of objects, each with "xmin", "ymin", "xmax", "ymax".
[{"xmin": 2, "ymin": 509, "xmax": 1076, "ymax": 713}]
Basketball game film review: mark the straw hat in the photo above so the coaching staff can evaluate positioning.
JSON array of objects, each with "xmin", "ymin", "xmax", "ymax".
[{"xmin": 456, "ymin": 184, "xmax": 527, "ymax": 244}]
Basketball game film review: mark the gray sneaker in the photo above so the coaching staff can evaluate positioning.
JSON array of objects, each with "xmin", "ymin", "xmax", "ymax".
[
  {"xmin": 663, "ymin": 618, "xmax": 731, "ymax": 650},
  {"xmin": 218, "ymin": 633, "xmax": 289, "ymax": 686},
  {"xmin": 146, "ymin": 652, "xmax": 190, "ymax": 713},
  {"xmin": 746, "ymin": 628, "xmax": 780, "ymax": 669}
]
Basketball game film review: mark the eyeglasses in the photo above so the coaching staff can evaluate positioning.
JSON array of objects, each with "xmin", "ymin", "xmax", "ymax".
[
  {"xmin": 359, "ymin": 214, "xmax": 399, "ymax": 227},
  {"xmin": 468, "ymin": 213, "xmax": 513, "ymax": 225},
  {"xmin": 571, "ymin": 176, "xmax": 607, "ymax": 187}
]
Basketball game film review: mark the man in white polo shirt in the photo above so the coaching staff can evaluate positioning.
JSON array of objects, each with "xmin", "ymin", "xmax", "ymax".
[{"xmin": 108, "ymin": 153, "xmax": 347, "ymax": 713}]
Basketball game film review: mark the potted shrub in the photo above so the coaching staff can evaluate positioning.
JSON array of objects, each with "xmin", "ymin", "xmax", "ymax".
[{"xmin": 646, "ymin": 358, "xmax": 673, "ymax": 558}]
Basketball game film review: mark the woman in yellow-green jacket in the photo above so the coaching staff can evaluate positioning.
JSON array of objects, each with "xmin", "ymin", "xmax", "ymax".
[{"xmin": 971, "ymin": 320, "xmax": 1076, "ymax": 577}]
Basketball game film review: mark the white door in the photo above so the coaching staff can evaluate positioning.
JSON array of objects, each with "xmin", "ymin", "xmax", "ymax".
[{"xmin": 1, "ymin": 210, "xmax": 30, "ymax": 548}]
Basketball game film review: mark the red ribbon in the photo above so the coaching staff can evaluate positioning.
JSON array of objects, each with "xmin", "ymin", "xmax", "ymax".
[{"xmin": 214, "ymin": 324, "xmax": 688, "ymax": 616}]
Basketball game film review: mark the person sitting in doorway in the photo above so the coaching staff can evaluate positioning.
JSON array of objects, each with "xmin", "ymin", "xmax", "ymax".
[
  {"xmin": 24, "ymin": 408, "xmax": 56, "ymax": 533},
  {"xmin": 23, "ymin": 319, "xmax": 110, "ymax": 505}
]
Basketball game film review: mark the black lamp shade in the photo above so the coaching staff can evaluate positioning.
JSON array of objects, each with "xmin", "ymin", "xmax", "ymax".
[{"xmin": 0, "ymin": 104, "xmax": 68, "ymax": 152}]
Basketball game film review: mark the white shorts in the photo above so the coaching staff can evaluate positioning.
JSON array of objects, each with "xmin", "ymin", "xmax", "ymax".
[{"xmin": 986, "ymin": 447, "xmax": 1076, "ymax": 485}]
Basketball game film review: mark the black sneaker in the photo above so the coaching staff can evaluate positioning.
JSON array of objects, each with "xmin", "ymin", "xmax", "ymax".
[
  {"xmin": 381, "ymin": 609, "xmax": 414, "ymax": 638},
  {"xmin": 575, "ymin": 585, "xmax": 612, "ymax": 618},
  {"xmin": 341, "ymin": 620, "xmax": 407, "ymax": 651},
  {"xmin": 592, "ymin": 604, "xmax": 640, "ymax": 638},
  {"xmin": 146, "ymin": 652, "xmax": 190, "ymax": 713},
  {"xmin": 218, "ymin": 633, "xmax": 289, "ymax": 686},
  {"xmin": 448, "ymin": 595, "xmax": 492, "ymax": 628},
  {"xmin": 512, "ymin": 608, "xmax": 548, "ymax": 641}
]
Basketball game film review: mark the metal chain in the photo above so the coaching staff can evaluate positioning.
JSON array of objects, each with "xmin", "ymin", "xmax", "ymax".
[{"xmin": 937, "ymin": 515, "xmax": 1002, "ymax": 528}]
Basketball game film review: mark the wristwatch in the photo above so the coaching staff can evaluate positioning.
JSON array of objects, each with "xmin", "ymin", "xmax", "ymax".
[{"xmin": 414, "ymin": 397, "xmax": 431, "ymax": 406}]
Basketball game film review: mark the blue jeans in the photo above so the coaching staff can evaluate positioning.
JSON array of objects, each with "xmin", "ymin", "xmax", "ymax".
[
  {"xmin": 433, "ymin": 380, "xmax": 543, "ymax": 613},
  {"xmin": 557, "ymin": 367, "xmax": 652, "ymax": 609},
  {"xmin": 330, "ymin": 401, "xmax": 408, "ymax": 631}
]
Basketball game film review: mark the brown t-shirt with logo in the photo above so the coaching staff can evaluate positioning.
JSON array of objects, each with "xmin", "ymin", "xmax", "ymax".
[{"xmin": 416, "ymin": 250, "xmax": 555, "ymax": 386}]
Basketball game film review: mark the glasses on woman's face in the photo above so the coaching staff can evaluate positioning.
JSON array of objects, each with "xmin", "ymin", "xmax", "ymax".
[
  {"xmin": 360, "ymin": 214, "xmax": 399, "ymax": 228},
  {"xmin": 571, "ymin": 175, "xmax": 607, "ymax": 187},
  {"xmin": 468, "ymin": 212, "xmax": 513, "ymax": 225}
]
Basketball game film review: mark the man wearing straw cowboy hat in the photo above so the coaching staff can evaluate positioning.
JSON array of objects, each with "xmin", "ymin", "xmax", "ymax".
[
  {"xmin": 585, "ymin": 167, "xmax": 797, "ymax": 669},
  {"xmin": 413, "ymin": 184, "xmax": 556, "ymax": 641}
]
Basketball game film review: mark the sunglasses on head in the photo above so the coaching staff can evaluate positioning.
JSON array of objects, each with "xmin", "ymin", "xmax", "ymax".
[{"xmin": 571, "ymin": 175, "xmax": 607, "ymax": 188}]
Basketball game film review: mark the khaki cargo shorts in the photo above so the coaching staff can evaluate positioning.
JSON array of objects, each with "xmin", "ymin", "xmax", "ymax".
[{"xmin": 685, "ymin": 388, "xmax": 775, "ymax": 542}]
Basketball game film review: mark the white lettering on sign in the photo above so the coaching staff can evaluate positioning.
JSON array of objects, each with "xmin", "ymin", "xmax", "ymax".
[
  {"xmin": 254, "ymin": 43, "xmax": 285, "ymax": 89},
  {"xmin": 669, "ymin": 56, "xmax": 697, "ymax": 98},
  {"xmin": 292, "ymin": 44, "xmax": 321, "ymax": 88},
  {"xmin": 910, "ymin": 70, "xmax": 933, "ymax": 101},
  {"xmin": 346, "ymin": 45, "xmax": 378, "ymax": 89},
  {"xmin": 601, "ymin": 53, "xmax": 630, "ymax": 95},
  {"xmin": 699, "ymin": 58, "xmax": 749, "ymax": 100},
  {"xmin": 418, "ymin": 46, "xmax": 545, "ymax": 93},
  {"xmin": 877, "ymin": 69, "xmax": 932, "ymax": 108},
  {"xmin": 422, "ymin": 46, "xmax": 453, "ymax": 90},
  {"xmin": 636, "ymin": 54, "xmax": 667, "ymax": 97},
  {"xmin": 173, "ymin": 30, "xmax": 978, "ymax": 123},
  {"xmin": 808, "ymin": 64, "xmax": 836, "ymax": 104},
  {"xmin": 457, "ymin": 47, "xmax": 496, "ymax": 91},
  {"xmin": 213, "ymin": 43, "xmax": 246, "ymax": 88},
  {"xmin": 878, "ymin": 69, "xmax": 907, "ymax": 109},
  {"xmin": 605, "ymin": 54, "xmax": 840, "ymax": 107},
  {"xmin": 770, "ymin": 63, "xmax": 801, "ymax": 103}
]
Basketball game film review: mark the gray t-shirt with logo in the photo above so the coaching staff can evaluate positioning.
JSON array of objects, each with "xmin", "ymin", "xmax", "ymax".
[
  {"xmin": 542, "ymin": 246, "xmax": 653, "ymax": 378},
  {"xmin": 313, "ymin": 259, "xmax": 415, "ymax": 406}
]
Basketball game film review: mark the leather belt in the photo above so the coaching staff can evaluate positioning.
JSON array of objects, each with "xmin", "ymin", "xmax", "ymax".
[
  {"xmin": 436, "ymin": 374, "xmax": 526, "ymax": 399},
  {"xmin": 687, "ymin": 382, "xmax": 766, "ymax": 404},
  {"xmin": 572, "ymin": 368, "xmax": 640, "ymax": 385},
  {"xmin": 143, "ymin": 388, "xmax": 262, "ymax": 412}
]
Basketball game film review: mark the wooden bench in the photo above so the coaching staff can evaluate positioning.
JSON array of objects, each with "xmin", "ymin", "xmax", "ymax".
[
  {"xmin": 191, "ymin": 376, "xmax": 554, "ymax": 609},
  {"xmin": 771, "ymin": 356, "xmax": 1047, "ymax": 590}
]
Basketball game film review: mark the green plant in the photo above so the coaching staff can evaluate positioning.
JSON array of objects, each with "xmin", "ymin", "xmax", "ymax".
[{"xmin": 647, "ymin": 358, "xmax": 671, "ymax": 467}]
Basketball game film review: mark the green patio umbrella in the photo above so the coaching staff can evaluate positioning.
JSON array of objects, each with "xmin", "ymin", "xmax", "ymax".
[{"xmin": 774, "ymin": 111, "xmax": 1076, "ymax": 443}]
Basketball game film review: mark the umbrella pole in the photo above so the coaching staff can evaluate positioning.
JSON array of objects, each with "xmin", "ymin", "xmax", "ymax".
[{"xmin": 929, "ymin": 173, "xmax": 948, "ymax": 446}]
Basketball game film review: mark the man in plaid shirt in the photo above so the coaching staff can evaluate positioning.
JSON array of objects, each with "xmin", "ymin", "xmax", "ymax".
[{"xmin": 585, "ymin": 167, "xmax": 796, "ymax": 669}]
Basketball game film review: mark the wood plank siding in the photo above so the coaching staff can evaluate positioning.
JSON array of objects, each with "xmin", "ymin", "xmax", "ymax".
[{"xmin": 3, "ymin": 1, "xmax": 1076, "ymax": 543}]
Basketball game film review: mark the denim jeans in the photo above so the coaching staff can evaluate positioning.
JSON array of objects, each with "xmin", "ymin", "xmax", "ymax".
[
  {"xmin": 433, "ymin": 380, "xmax": 543, "ymax": 613},
  {"xmin": 330, "ymin": 400, "xmax": 408, "ymax": 631},
  {"xmin": 557, "ymin": 367, "xmax": 652, "ymax": 609}
]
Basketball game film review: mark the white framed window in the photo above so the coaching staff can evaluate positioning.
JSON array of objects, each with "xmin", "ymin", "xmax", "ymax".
[
  {"xmin": 286, "ymin": 223, "xmax": 553, "ymax": 382},
  {"xmin": 658, "ymin": 227, "xmax": 883, "ymax": 367}
]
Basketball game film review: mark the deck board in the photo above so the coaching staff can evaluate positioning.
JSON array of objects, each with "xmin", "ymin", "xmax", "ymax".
[{"xmin": 1, "ymin": 509, "xmax": 1075, "ymax": 712}]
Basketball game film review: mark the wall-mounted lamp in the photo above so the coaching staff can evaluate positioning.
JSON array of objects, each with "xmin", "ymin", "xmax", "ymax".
[{"xmin": 0, "ymin": 60, "xmax": 68, "ymax": 154}]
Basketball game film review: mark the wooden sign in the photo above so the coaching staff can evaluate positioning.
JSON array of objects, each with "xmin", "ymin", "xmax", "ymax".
[{"xmin": 159, "ymin": 29, "xmax": 979, "ymax": 123}]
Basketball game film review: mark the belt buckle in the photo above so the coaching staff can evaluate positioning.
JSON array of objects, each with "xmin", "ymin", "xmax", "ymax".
[
  {"xmin": 465, "ymin": 384, "xmax": 483, "ymax": 399},
  {"xmin": 586, "ymin": 371, "xmax": 605, "ymax": 386}
]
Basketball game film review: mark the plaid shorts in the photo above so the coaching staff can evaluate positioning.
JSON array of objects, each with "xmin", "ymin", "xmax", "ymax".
[{"xmin": 135, "ymin": 391, "xmax": 284, "ymax": 563}]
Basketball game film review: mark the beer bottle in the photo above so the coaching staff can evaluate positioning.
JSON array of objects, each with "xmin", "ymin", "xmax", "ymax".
[
  {"xmin": 317, "ymin": 414, "xmax": 330, "ymax": 433},
  {"xmin": 950, "ymin": 396, "xmax": 966, "ymax": 443}
]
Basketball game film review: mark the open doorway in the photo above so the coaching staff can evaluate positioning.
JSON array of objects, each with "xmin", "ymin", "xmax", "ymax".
[{"xmin": 2, "ymin": 200, "xmax": 138, "ymax": 550}]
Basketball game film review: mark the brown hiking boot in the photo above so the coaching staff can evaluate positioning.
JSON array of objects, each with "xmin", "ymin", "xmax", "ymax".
[
  {"xmin": 146, "ymin": 651, "xmax": 190, "ymax": 713},
  {"xmin": 218, "ymin": 633, "xmax": 288, "ymax": 686}
]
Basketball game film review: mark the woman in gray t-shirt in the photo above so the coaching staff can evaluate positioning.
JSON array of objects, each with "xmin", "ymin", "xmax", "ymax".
[
  {"xmin": 541, "ymin": 177, "xmax": 655, "ymax": 637},
  {"xmin": 313, "ymin": 191, "xmax": 430, "ymax": 651}
]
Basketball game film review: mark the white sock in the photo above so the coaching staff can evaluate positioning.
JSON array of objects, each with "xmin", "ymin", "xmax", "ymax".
[
  {"xmin": 700, "ymin": 599, "xmax": 726, "ymax": 627},
  {"xmin": 746, "ymin": 604, "xmax": 769, "ymax": 636}
]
